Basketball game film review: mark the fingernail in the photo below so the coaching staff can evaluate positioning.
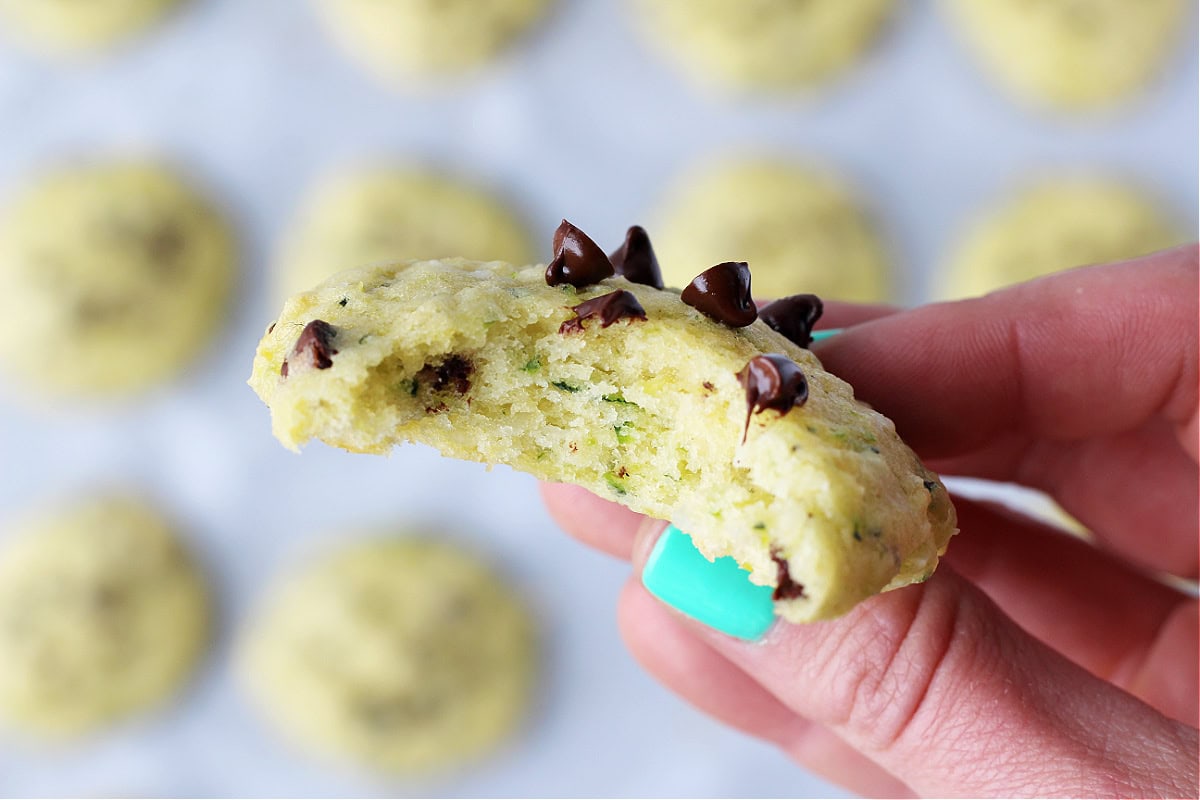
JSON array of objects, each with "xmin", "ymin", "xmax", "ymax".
[
  {"xmin": 641, "ymin": 524, "xmax": 776, "ymax": 641},
  {"xmin": 808, "ymin": 328, "xmax": 844, "ymax": 343}
]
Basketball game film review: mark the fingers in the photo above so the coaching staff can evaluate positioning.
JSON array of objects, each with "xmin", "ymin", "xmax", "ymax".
[
  {"xmin": 538, "ymin": 482, "xmax": 644, "ymax": 560},
  {"xmin": 814, "ymin": 246, "xmax": 1199, "ymax": 460},
  {"xmin": 945, "ymin": 497, "xmax": 1198, "ymax": 725},
  {"xmin": 616, "ymin": 579, "xmax": 914, "ymax": 799},
  {"xmin": 632, "ymin": 530, "xmax": 1200, "ymax": 796},
  {"xmin": 812, "ymin": 300, "xmax": 897, "ymax": 331},
  {"xmin": 927, "ymin": 418, "xmax": 1199, "ymax": 577}
]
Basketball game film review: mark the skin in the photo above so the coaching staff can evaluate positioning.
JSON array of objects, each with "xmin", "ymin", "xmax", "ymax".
[{"xmin": 541, "ymin": 245, "xmax": 1199, "ymax": 798}]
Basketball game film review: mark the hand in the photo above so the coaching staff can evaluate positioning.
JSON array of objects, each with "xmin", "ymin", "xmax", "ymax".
[{"xmin": 541, "ymin": 245, "xmax": 1199, "ymax": 797}]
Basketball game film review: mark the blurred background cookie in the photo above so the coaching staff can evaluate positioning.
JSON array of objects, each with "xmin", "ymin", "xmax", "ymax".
[
  {"xmin": 313, "ymin": 0, "xmax": 555, "ymax": 82},
  {"xmin": 0, "ymin": 495, "xmax": 210, "ymax": 738},
  {"xmin": 652, "ymin": 158, "xmax": 891, "ymax": 302},
  {"xmin": 0, "ymin": 0, "xmax": 184, "ymax": 55},
  {"xmin": 632, "ymin": 0, "xmax": 894, "ymax": 91},
  {"xmin": 942, "ymin": 178, "xmax": 1182, "ymax": 299},
  {"xmin": 0, "ymin": 162, "xmax": 235, "ymax": 398},
  {"xmin": 941, "ymin": 0, "xmax": 1190, "ymax": 110},
  {"xmin": 240, "ymin": 536, "xmax": 536, "ymax": 774},
  {"xmin": 276, "ymin": 167, "xmax": 534, "ymax": 301}
]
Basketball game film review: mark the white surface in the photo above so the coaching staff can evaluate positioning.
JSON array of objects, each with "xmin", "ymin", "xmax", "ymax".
[{"xmin": 0, "ymin": 0, "xmax": 1195, "ymax": 797}]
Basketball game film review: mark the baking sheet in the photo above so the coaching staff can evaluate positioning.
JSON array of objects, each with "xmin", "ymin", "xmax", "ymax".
[{"xmin": 0, "ymin": 0, "xmax": 1195, "ymax": 796}]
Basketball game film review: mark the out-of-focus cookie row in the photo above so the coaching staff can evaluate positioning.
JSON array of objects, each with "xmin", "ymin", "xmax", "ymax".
[
  {"xmin": 0, "ymin": 157, "xmax": 1183, "ymax": 399},
  {"xmin": 0, "ymin": 493, "xmax": 537, "ymax": 775},
  {"xmin": 0, "ymin": 0, "xmax": 1191, "ymax": 110}
]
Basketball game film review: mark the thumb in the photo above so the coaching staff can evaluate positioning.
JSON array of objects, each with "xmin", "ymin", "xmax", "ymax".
[{"xmin": 633, "ymin": 523, "xmax": 1199, "ymax": 798}]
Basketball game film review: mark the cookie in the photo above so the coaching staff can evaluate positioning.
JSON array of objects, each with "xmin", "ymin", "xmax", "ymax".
[
  {"xmin": 941, "ymin": 0, "xmax": 1189, "ymax": 110},
  {"xmin": 249, "ymin": 225, "xmax": 956, "ymax": 624},
  {"xmin": 633, "ymin": 0, "xmax": 894, "ymax": 90},
  {"xmin": 240, "ymin": 537, "xmax": 535, "ymax": 773},
  {"xmin": 0, "ymin": 0, "xmax": 183, "ymax": 54},
  {"xmin": 0, "ymin": 496, "xmax": 209, "ymax": 737},
  {"xmin": 313, "ymin": 0, "xmax": 554, "ymax": 81},
  {"xmin": 943, "ymin": 179, "xmax": 1181, "ymax": 299},
  {"xmin": 653, "ymin": 160, "xmax": 891, "ymax": 302},
  {"xmin": 277, "ymin": 168, "xmax": 534, "ymax": 301},
  {"xmin": 0, "ymin": 163, "xmax": 236, "ymax": 397}
]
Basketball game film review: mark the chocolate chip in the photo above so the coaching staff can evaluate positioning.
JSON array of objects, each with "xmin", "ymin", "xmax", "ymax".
[
  {"xmin": 736, "ymin": 354, "xmax": 808, "ymax": 442},
  {"xmin": 609, "ymin": 225, "xmax": 664, "ymax": 289},
  {"xmin": 681, "ymin": 262, "xmax": 757, "ymax": 327},
  {"xmin": 282, "ymin": 319, "xmax": 338, "ymax": 377},
  {"xmin": 559, "ymin": 290, "xmax": 647, "ymax": 334},
  {"xmin": 771, "ymin": 550, "xmax": 805, "ymax": 601},
  {"xmin": 759, "ymin": 294, "xmax": 824, "ymax": 348},
  {"xmin": 545, "ymin": 219, "xmax": 615, "ymax": 288},
  {"xmin": 416, "ymin": 355, "xmax": 474, "ymax": 394}
]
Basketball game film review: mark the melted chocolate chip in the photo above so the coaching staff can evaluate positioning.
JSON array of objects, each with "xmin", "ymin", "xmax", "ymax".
[
  {"xmin": 771, "ymin": 551, "xmax": 806, "ymax": 601},
  {"xmin": 736, "ymin": 354, "xmax": 808, "ymax": 442},
  {"xmin": 681, "ymin": 262, "xmax": 757, "ymax": 327},
  {"xmin": 759, "ymin": 294, "xmax": 824, "ymax": 348},
  {"xmin": 609, "ymin": 225, "xmax": 664, "ymax": 289},
  {"xmin": 282, "ymin": 319, "xmax": 338, "ymax": 377},
  {"xmin": 559, "ymin": 290, "xmax": 647, "ymax": 334},
  {"xmin": 545, "ymin": 220, "xmax": 615, "ymax": 288},
  {"xmin": 417, "ymin": 355, "xmax": 474, "ymax": 394}
]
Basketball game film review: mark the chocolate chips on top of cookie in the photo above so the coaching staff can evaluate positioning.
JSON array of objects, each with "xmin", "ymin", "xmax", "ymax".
[
  {"xmin": 736, "ymin": 354, "xmax": 808, "ymax": 442},
  {"xmin": 609, "ymin": 225, "xmax": 664, "ymax": 289},
  {"xmin": 282, "ymin": 319, "xmax": 338, "ymax": 377},
  {"xmin": 545, "ymin": 220, "xmax": 615, "ymax": 288},
  {"xmin": 759, "ymin": 294, "xmax": 824, "ymax": 348},
  {"xmin": 559, "ymin": 290, "xmax": 647, "ymax": 334},
  {"xmin": 682, "ymin": 261, "xmax": 757, "ymax": 327}
]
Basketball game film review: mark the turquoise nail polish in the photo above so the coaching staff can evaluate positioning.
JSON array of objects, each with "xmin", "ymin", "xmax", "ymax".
[
  {"xmin": 642, "ymin": 525, "xmax": 776, "ymax": 641},
  {"xmin": 809, "ymin": 328, "xmax": 844, "ymax": 342}
]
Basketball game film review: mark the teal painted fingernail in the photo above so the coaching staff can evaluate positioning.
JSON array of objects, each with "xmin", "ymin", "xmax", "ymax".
[
  {"xmin": 809, "ymin": 328, "xmax": 844, "ymax": 342},
  {"xmin": 642, "ymin": 525, "xmax": 776, "ymax": 641}
]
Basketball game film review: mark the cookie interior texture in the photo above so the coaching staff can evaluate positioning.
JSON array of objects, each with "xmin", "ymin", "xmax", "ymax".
[
  {"xmin": 239, "ymin": 537, "xmax": 535, "ymax": 773},
  {"xmin": 654, "ymin": 159, "xmax": 891, "ymax": 302},
  {"xmin": 0, "ymin": 0, "xmax": 183, "ymax": 53},
  {"xmin": 941, "ymin": 0, "xmax": 1189, "ymax": 109},
  {"xmin": 250, "ymin": 259, "xmax": 955, "ymax": 623},
  {"xmin": 634, "ymin": 0, "xmax": 894, "ymax": 90},
  {"xmin": 0, "ymin": 162, "xmax": 235, "ymax": 396},
  {"xmin": 0, "ymin": 496, "xmax": 209, "ymax": 737},
  {"xmin": 277, "ymin": 168, "xmax": 534, "ymax": 301},
  {"xmin": 315, "ymin": 0, "xmax": 554, "ymax": 79},
  {"xmin": 942, "ymin": 178, "xmax": 1182, "ymax": 299}
]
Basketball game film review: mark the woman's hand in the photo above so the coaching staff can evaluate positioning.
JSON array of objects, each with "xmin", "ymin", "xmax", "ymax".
[{"xmin": 541, "ymin": 245, "xmax": 1199, "ymax": 797}]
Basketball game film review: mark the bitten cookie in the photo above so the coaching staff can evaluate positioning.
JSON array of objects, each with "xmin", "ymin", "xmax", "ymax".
[
  {"xmin": 277, "ymin": 168, "xmax": 534, "ymax": 301},
  {"xmin": 0, "ymin": 0, "xmax": 183, "ymax": 54},
  {"xmin": 941, "ymin": 0, "xmax": 1189, "ymax": 110},
  {"xmin": 633, "ymin": 0, "xmax": 894, "ymax": 90},
  {"xmin": 942, "ymin": 178, "xmax": 1181, "ymax": 299},
  {"xmin": 0, "ymin": 163, "xmax": 235, "ymax": 397},
  {"xmin": 249, "ymin": 225, "xmax": 955, "ymax": 623},
  {"xmin": 0, "ymin": 496, "xmax": 209, "ymax": 737},
  {"xmin": 240, "ymin": 537, "xmax": 535, "ymax": 773},
  {"xmin": 313, "ymin": 0, "xmax": 554, "ymax": 80},
  {"xmin": 653, "ymin": 160, "xmax": 891, "ymax": 302}
]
